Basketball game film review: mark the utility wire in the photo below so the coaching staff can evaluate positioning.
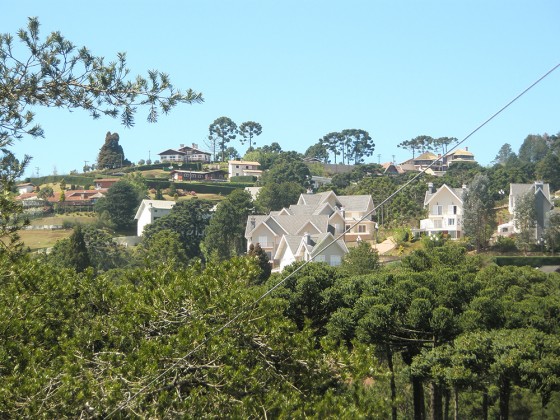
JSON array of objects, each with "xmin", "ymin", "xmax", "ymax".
[{"xmin": 107, "ymin": 61, "xmax": 560, "ymax": 418}]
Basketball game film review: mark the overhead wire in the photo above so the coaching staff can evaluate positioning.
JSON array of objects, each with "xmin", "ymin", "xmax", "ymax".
[{"xmin": 107, "ymin": 61, "xmax": 560, "ymax": 418}]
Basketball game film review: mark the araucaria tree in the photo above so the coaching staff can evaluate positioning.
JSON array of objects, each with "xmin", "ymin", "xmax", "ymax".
[
  {"xmin": 239, "ymin": 121, "xmax": 262, "ymax": 151},
  {"xmin": 462, "ymin": 174, "xmax": 496, "ymax": 251},
  {"xmin": 209, "ymin": 116, "xmax": 237, "ymax": 162},
  {"xmin": 0, "ymin": 17, "xmax": 203, "ymax": 149}
]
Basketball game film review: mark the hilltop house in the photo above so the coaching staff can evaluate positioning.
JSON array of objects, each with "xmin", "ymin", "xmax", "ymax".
[
  {"xmin": 134, "ymin": 199, "xmax": 176, "ymax": 236},
  {"xmin": 158, "ymin": 144, "xmax": 211, "ymax": 163},
  {"xmin": 496, "ymin": 181, "xmax": 554, "ymax": 241},
  {"xmin": 245, "ymin": 191, "xmax": 375, "ymax": 269},
  {"xmin": 228, "ymin": 160, "xmax": 262, "ymax": 179},
  {"xmin": 17, "ymin": 183, "xmax": 35, "ymax": 194},
  {"xmin": 94, "ymin": 178, "xmax": 119, "ymax": 189},
  {"xmin": 419, "ymin": 183, "xmax": 465, "ymax": 239},
  {"xmin": 400, "ymin": 148, "xmax": 476, "ymax": 174},
  {"xmin": 169, "ymin": 169, "xmax": 227, "ymax": 181}
]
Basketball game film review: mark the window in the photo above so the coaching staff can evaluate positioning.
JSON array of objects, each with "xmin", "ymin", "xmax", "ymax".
[
  {"xmin": 330, "ymin": 255, "xmax": 341, "ymax": 266},
  {"xmin": 258, "ymin": 236, "xmax": 268, "ymax": 247},
  {"xmin": 432, "ymin": 205, "xmax": 443, "ymax": 215},
  {"xmin": 448, "ymin": 205, "xmax": 458, "ymax": 215},
  {"xmin": 345, "ymin": 224, "xmax": 351, "ymax": 231},
  {"xmin": 358, "ymin": 225, "xmax": 367, "ymax": 233},
  {"xmin": 434, "ymin": 220, "xmax": 442, "ymax": 229},
  {"xmin": 448, "ymin": 218, "xmax": 455, "ymax": 226}
]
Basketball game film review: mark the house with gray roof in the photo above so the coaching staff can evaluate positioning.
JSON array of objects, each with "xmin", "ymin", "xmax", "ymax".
[
  {"xmin": 245, "ymin": 191, "xmax": 375, "ymax": 269},
  {"xmin": 497, "ymin": 181, "xmax": 553, "ymax": 241}
]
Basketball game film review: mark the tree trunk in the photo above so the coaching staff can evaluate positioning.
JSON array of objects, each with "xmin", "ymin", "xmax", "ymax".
[
  {"xmin": 443, "ymin": 387, "xmax": 450, "ymax": 420},
  {"xmin": 431, "ymin": 382, "xmax": 443, "ymax": 420},
  {"xmin": 386, "ymin": 345, "xmax": 398, "ymax": 420},
  {"xmin": 499, "ymin": 377, "xmax": 510, "ymax": 420},
  {"xmin": 454, "ymin": 386, "xmax": 459, "ymax": 420},
  {"xmin": 482, "ymin": 391, "xmax": 488, "ymax": 420},
  {"xmin": 412, "ymin": 376, "xmax": 426, "ymax": 420}
]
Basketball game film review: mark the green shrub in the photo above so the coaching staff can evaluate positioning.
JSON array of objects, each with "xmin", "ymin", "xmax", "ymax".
[{"xmin": 492, "ymin": 236, "xmax": 517, "ymax": 252}]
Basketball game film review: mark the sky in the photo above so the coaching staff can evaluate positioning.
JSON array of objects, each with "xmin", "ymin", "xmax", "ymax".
[{"xmin": 3, "ymin": 1, "xmax": 560, "ymax": 178}]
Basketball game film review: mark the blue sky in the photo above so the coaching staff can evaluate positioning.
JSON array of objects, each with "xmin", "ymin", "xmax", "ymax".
[{"xmin": 4, "ymin": 1, "xmax": 560, "ymax": 177}]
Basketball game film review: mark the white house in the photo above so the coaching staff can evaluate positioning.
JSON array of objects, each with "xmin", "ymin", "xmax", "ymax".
[
  {"xmin": 245, "ymin": 191, "xmax": 375, "ymax": 269},
  {"xmin": 496, "ymin": 181, "xmax": 553, "ymax": 241},
  {"xmin": 134, "ymin": 199, "xmax": 176, "ymax": 236},
  {"xmin": 228, "ymin": 160, "xmax": 262, "ymax": 179},
  {"xmin": 419, "ymin": 183, "xmax": 464, "ymax": 239},
  {"xmin": 159, "ymin": 144, "xmax": 211, "ymax": 163},
  {"xmin": 17, "ymin": 183, "xmax": 35, "ymax": 194}
]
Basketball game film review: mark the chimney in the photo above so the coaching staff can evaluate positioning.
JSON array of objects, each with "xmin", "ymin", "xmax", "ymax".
[
  {"xmin": 339, "ymin": 206, "xmax": 345, "ymax": 219},
  {"xmin": 535, "ymin": 181, "xmax": 544, "ymax": 191},
  {"xmin": 428, "ymin": 182, "xmax": 434, "ymax": 194},
  {"xmin": 303, "ymin": 232, "xmax": 311, "ymax": 245},
  {"xmin": 180, "ymin": 144, "xmax": 184, "ymax": 148},
  {"xmin": 465, "ymin": 146, "xmax": 469, "ymax": 151},
  {"xmin": 192, "ymin": 143, "xmax": 198, "ymax": 149},
  {"xmin": 462, "ymin": 184, "xmax": 467, "ymax": 190},
  {"xmin": 250, "ymin": 216, "xmax": 256, "ymax": 229}
]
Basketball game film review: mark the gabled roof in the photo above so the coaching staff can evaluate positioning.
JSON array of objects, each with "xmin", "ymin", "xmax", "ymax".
[
  {"xmin": 450, "ymin": 148, "xmax": 474, "ymax": 157},
  {"xmin": 296, "ymin": 232, "xmax": 348, "ymax": 259},
  {"xmin": 228, "ymin": 160, "xmax": 261, "ymax": 166},
  {"xmin": 424, "ymin": 184, "xmax": 465, "ymax": 206},
  {"xmin": 338, "ymin": 195, "xmax": 373, "ymax": 212},
  {"xmin": 178, "ymin": 145, "xmax": 211, "ymax": 155},
  {"xmin": 415, "ymin": 152, "xmax": 438, "ymax": 161},
  {"xmin": 158, "ymin": 149, "xmax": 185, "ymax": 156},
  {"xmin": 510, "ymin": 182, "xmax": 551, "ymax": 202},
  {"xmin": 134, "ymin": 199, "xmax": 176, "ymax": 220}
]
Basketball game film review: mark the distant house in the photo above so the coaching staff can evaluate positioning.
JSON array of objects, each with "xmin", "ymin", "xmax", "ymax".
[
  {"xmin": 228, "ymin": 160, "xmax": 262, "ymax": 179},
  {"xmin": 419, "ymin": 183, "xmax": 465, "ymax": 239},
  {"xmin": 245, "ymin": 191, "xmax": 375, "ymax": 270},
  {"xmin": 159, "ymin": 144, "xmax": 211, "ymax": 163},
  {"xmin": 400, "ymin": 147, "xmax": 477, "ymax": 174},
  {"xmin": 496, "ymin": 181, "xmax": 553, "ymax": 241},
  {"xmin": 16, "ymin": 189, "xmax": 107, "ymax": 208},
  {"xmin": 17, "ymin": 183, "xmax": 35, "ymax": 194},
  {"xmin": 310, "ymin": 176, "xmax": 332, "ymax": 190},
  {"xmin": 169, "ymin": 169, "xmax": 227, "ymax": 181},
  {"xmin": 134, "ymin": 199, "xmax": 176, "ymax": 236},
  {"xmin": 94, "ymin": 178, "xmax": 119, "ymax": 189}
]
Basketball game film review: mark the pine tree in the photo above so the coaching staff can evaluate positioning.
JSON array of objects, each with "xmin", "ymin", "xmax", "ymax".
[
  {"xmin": 97, "ymin": 132, "xmax": 127, "ymax": 169},
  {"xmin": 248, "ymin": 243, "xmax": 272, "ymax": 284},
  {"xmin": 68, "ymin": 225, "xmax": 91, "ymax": 273}
]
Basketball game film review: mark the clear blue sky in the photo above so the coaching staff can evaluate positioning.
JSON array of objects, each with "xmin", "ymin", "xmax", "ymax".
[{"xmin": 4, "ymin": 1, "xmax": 560, "ymax": 177}]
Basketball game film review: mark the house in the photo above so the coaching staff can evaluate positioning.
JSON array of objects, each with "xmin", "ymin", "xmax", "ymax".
[
  {"xmin": 446, "ymin": 148, "xmax": 476, "ymax": 166},
  {"xmin": 496, "ymin": 181, "xmax": 553, "ymax": 240},
  {"xmin": 159, "ymin": 144, "xmax": 211, "ymax": 163},
  {"xmin": 310, "ymin": 176, "xmax": 332, "ymax": 190},
  {"xmin": 134, "ymin": 199, "xmax": 176, "ymax": 236},
  {"xmin": 419, "ymin": 183, "xmax": 465, "ymax": 239},
  {"xmin": 17, "ymin": 183, "xmax": 35, "ymax": 194},
  {"xmin": 16, "ymin": 189, "xmax": 107, "ymax": 208},
  {"xmin": 228, "ymin": 160, "xmax": 262, "ymax": 179},
  {"xmin": 400, "ymin": 147, "xmax": 477, "ymax": 174},
  {"xmin": 169, "ymin": 169, "xmax": 228, "ymax": 181},
  {"xmin": 94, "ymin": 178, "xmax": 119, "ymax": 189},
  {"xmin": 245, "ymin": 191, "xmax": 375, "ymax": 269},
  {"xmin": 274, "ymin": 232, "xmax": 348, "ymax": 271}
]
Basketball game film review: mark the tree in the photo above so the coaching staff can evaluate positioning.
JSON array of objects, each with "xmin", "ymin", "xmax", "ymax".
[
  {"xmin": 238, "ymin": 121, "xmax": 262, "ymax": 151},
  {"xmin": 492, "ymin": 143, "xmax": 517, "ymax": 165},
  {"xmin": 136, "ymin": 228, "xmax": 188, "ymax": 269},
  {"xmin": 320, "ymin": 132, "xmax": 343, "ymax": 164},
  {"xmin": 94, "ymin": 180, "xmax": 141, "ymax": 231},
  {"xmin": 340, "ymin": 241, "xmax": 380, "ymax": 275},
  {"xmin": 514, "ymin": 191, "xmax": 537, "ymax": 254},
  {"xmin": 341, "ymin": 129, "xmax": 375, "ymax": 164},
  {"xmin": 535, "ymin": 153, "xmax": 560, "ymax": 192},
  {"xmin": 142, "ymin": 199, "xmax": 213, "ymax": 259},
  {"xmin": 518, "ymin": 134, "xmax": 548, "ymax": 164},
  {"xmin": 67, "ymin": 225, "xmax": 91, "ymax": 273},
  {"xmin": 37, "ymin": 186, "xmax": 54, "ymax": 200},
  {"xmin": 209, "ymin": 116, "xmax": 237, "ymax": 162},
  {"xmin": 247, "ymin": 243, "xmax": 272, "ymax": 284},
  {"xmin": 544, "ymin": 211, "xmax": 560, "ymax": 254},
  {"xmin": 0, "ymin": 17, "xmax": 202, "ymax": 149},
  {"xmin": 304, "ymin": 142, "xmax": 329, "ymax": 163},
  {"xmin": 223, "ymin": 146, "xmax": 240, "ymax": 160},
  {"xmin": 255, "ymin": 182, "xmax": 305, "ymax": 213},
  {"xmin": 97, "ymin": 132, "xmax": 129, "ymax": 169},
  {"xmin": 202, "ymin": 189, "xmax": 253, "ymax": 261},
  {"xmin": 462, "ymin": 174, "xmax": 496, "ymax": 251}
]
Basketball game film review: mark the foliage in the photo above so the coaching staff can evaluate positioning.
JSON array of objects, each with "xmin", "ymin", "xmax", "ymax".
[
  {"xmin": 254, "ymin": 181, "xmax": 305, "ymax": 213},
  {"xmin": 544, "ymin": 211, "xmax": 560, "ymax": 253},
  {"xmin": 94, "ymin": 180, "xmax": 141, "ymax": 231},
  {"xmin": 238, "ymin": 121, "xmax": 262, "ymax": 151},
  {"xmin": 202, "ymin": 189, "xmax": 253, "ymax": 261},
  {"xmin": 341, "ymin": 241, "xmax": 380, "ymax": 275},
  {"xmin": 142, "ymin": 199, "xmax": 213, "ymax": 260},
  {"xmin": 247, "ymin": 242, "xmax": 272, "ymax": 284},
  {"xmin": 135, "ymin": 228, "xmax": 188, "ymax": 269},
  {"xmin": 0, "ymin": 17, "xmax": 202, "ymax": 148},
  {"xmin": 209, "ymin": 116, "xmax": 237, "ymax": 162},
  {"xmin": 514, "ymin": 191, "xmax": 537, "ymax": 254},
  {"xmin": 304, "ymin": 141, "xmax": 329, "ymax": 163},
  {"xmin": 462, "ymin": 174, "xmax": 496, "ymax": 251},
  {"xmin": 96, "ymin": 132, "xmax": 129, "ymax": 169}
]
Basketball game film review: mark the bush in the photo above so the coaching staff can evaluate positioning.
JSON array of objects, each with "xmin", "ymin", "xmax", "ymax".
[{"xmin": 492, "ymin": 236, "xmax": 517, "ymax": 252}]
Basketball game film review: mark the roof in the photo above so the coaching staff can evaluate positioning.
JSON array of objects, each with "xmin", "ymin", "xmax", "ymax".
[
  {"xmin": 134, "ymin": 199, "xmax": 176, "ymax": 220},
  {"xmin": 424, "ymin": 184, "xmax": 465, "ymax": 206},
  {"xmin": 450, "ymin": 148, "xmax": 474, "ymax": 157},
  {"xmin": 415, "ymin": 152, "xmax": 438, "ymax": 161},
  {"xmin": 228, "ymin": 160, "xmax": 261, "ymax": 166},
  {"xmin": 178, "ymin": 145, "xmax": 211, "ymax": 155},
  {"xmin": 158, "ymin": 149, "xmax": 185, "ymax": 156},
  {"xmin": 510, "ymin": 182, "xmax": 551, "ymax": 201}
]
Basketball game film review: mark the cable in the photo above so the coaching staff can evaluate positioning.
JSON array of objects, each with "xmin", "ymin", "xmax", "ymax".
[{"xmin": 106, "ymin": 61, "xmax": 560, "ymax": 418}]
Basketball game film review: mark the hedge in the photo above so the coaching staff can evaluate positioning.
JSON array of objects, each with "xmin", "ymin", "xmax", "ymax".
[
  {"xmin": 493, "ymin": 256, "xmax": 560, "ymax": 267},
  {"xmin": 145, "ymin": 180, "xmax": 252, "ymax": 195},
  {"xmin": 29, "ymin": 175, "xmax": 98, "ymax": 187}
]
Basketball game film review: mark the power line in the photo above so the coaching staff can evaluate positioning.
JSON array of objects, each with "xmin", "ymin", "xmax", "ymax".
[{"xmin": 107, "ymin": 61, "xmax": 560, "ymax": 417}]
